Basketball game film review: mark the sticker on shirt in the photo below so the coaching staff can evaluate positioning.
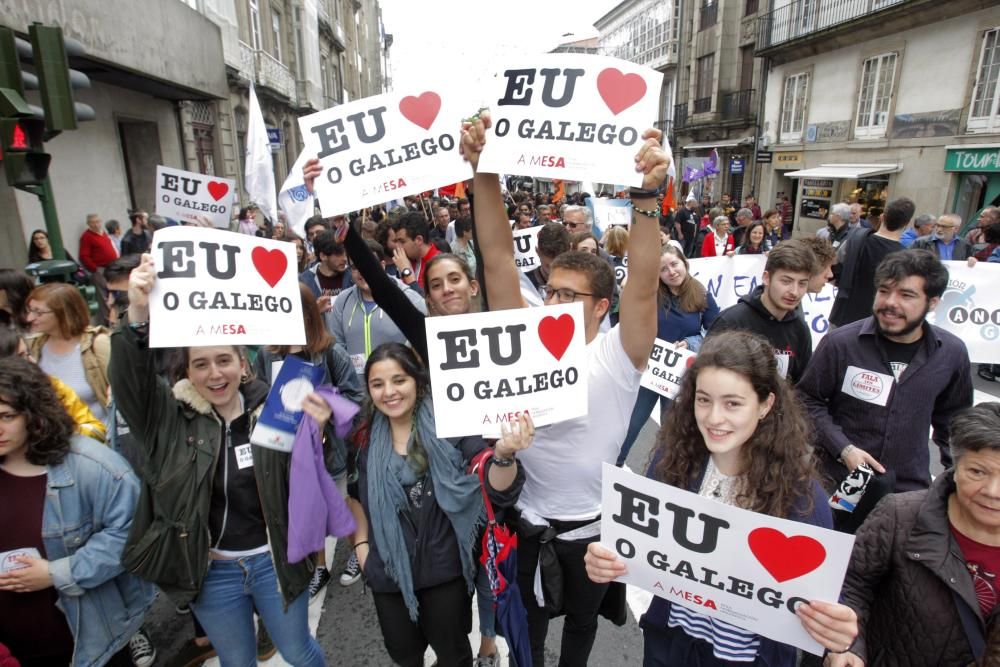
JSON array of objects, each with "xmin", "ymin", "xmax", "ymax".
[
  {"xmin": 889, "ymin": 361, "xmax": 907, "ymax": 381},
  {"xmin": 350, "ymin": 353, "xmax": 366, "ymax": 376},
  {"xmin": 235, "ymin": 444, "xmax": 254, "ymax": 469},
  {"xmin": 840, "ymin": 366, "xmax": 894, "ymax": 406}
]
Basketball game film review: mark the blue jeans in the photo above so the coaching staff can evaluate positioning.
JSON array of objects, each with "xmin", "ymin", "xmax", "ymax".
[
  {"xmin": 618, "ymin": 388, "xmax": 671, "ymax": 467},
  {"xmin": 190, "ymin": 553, "xmax": 325, "ymax": 667},
  {"xmin": 475, "ymin": 565, "xmax": 497, "ymax": 638}
]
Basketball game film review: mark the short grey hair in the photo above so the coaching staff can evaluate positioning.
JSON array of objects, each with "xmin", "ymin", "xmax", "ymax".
[
  {"xmin": 938, "ymin": 213, "xmax": 962, "ymax": 228},
  {"xmin": 950, "ymin": 403, "xmax": 1000, "ymax": 462},
  {"xmin": 830, "ymin": 203, "xmax": 851, "ymax": 223},
  {"xmin": 736, "ymin": 207, "xmax": 753, "ymax": 220},
  {"xmin": 913, "ymin": 214, "xmax": 935, "ymax": 231},
  {"xmin": 563, "ymin": 205, "xmax": 593, "ymax": 225},
  {"xmin": 713, "ymin": 215, "xmax": 731, "ymax": 228}
]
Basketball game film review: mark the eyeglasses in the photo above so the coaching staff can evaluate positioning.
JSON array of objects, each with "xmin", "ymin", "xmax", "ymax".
[
  {"xmin": 540, "ymin": 285, "xmax": 594, "ymax": 303},
  {"xmin": 27, "ymin": 308, "xmax": 53, "ymax": 316},
  {"xmin": 934, "ymin": 223, "xmax": 956, "ymax": 230},
  {"xmin": 0, "ymin": 411, "xmax": 23, "ymax": 424}
]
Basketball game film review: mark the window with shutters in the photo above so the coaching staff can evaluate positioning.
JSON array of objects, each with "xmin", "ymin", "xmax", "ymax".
[
  {"xmin": 855, "ymin": 53, "xmax": 897, "ymax": 139},
  {"xmin": 969, "ymin": 28, "xmax": 1000, "ymax": 133}
]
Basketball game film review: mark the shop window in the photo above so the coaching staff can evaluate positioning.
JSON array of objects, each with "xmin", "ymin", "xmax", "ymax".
[
  {"xmin": 855, "ymin": 53, "xmax": 897, "ymax": 139},
  {"xmin": 968, "ymin": 27, "xmax": 1000, "ymax": 134},
  {"xmin": 780, "ymin": 72, "xmax": 809, "ymax": 143}
]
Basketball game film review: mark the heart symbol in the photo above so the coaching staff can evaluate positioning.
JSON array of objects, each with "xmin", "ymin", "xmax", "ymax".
[
  {"xmin": 747, "ymin": 527, "xmax": 827, "ymax": 583},
  {"xmin": 398, "ymin": 92, "xmax": 442, "ymax": 130},
  {"xmin": 251, "ymin": 247, "xmax": 288, "ymax": 288},
  {"xmin": 207, "ymin": 181, "xmax": 229, "ymax": 201},
  {"xmin": 596, "ymin": 68, "xmax": 647, "ymax": 115},
  {"xmin": 537, "ymin": 314, "xmax": 575, "ymax": 361}
]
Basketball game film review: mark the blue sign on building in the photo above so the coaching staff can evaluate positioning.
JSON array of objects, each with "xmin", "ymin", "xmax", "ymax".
[
  {"xmin": 267, "ymin": 128, "xmax": 282, "ymax": 145},
  {"xmin": 730, "ymin": 158, "xmax": 745, "ymax": 174}
]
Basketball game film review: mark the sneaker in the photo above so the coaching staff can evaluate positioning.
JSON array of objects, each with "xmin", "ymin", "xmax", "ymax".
[
  {"xmin": 309, "ymin": 566, "xmax": 331, "ymax": 599},
  {"xmin": 166, "ymin": 639, "xmax": 215, "ymax": 667},
  {"xmin": 256, "ymin": 619, "xmax": 277, "ymax": 661},
  {"xmin": 339, "ymin": 553, "xmax": 361, "ymax": 587},
  {"xmin": 474, "ymin": 655, "xmax": 499, "ymax": 667},
  {"xmin": 129, "ymin": 629, "xmax": 157, "ymax": 667}
]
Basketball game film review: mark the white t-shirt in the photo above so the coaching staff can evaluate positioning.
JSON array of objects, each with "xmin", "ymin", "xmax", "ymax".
[{"xmin": 516, "ymin": 325, "xmax": 643, "ymax": 521}]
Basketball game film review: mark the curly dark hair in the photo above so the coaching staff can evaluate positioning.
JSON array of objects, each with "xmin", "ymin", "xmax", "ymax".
[
  {"xmin": 652, "ymin": 330, "xmax": 817, "ymax": 518},
  {"xmin": 0, "ymin": 357, "xmax": 74, "ymax": 465}
]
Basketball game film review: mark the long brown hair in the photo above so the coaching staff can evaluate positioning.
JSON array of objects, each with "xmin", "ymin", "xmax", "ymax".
[
  {"xmin": 658, "ymin": 245, "xmax": 707, "ymax": 313},
  {"xmin": 652, "ymin": 331, "xmax": 817, "ymax": 518},
  {"xmin": 269, "ymin": 282, "xmax": 334, "ymax": 356}
]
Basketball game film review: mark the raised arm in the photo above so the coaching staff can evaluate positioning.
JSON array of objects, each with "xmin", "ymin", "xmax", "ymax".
[
  {"xmin": 461, "ymin": 112, "xmax": 526, "ymax": 311},
  {"xmin": 619, "ymin": 129, "xmax": 670, "ymax": 370}
]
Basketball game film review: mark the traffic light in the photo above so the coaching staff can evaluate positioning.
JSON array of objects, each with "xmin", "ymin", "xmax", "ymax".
[
  {"xmin": 28, "ymin": 24, "xmax": 94, "ymax": 133},
  {"xmin": 0, "ymin": 116, "xmax": 50, "ymax": 186}
]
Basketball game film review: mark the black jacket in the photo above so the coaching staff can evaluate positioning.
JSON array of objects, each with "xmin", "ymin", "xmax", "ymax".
[
  {"xmin": 708, "ymin": 285, "xmax": 813, "ymax": 383},
  {"xmin": 358, "ymin": 435, "xmax": 524, "ymax": 594}
]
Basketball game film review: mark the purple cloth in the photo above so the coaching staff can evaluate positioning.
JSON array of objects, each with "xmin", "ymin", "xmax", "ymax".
[{"xmin": 287, "ymin": 385, "xmax": 360, "ymax": 564}]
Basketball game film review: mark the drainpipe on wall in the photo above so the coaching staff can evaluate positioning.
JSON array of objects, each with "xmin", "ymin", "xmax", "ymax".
[
  {"xmin": 748, "ymin": 54, "xmax": 769, "ymax": 199},
  {"xmin": 175, "ymin": 101, "xmax": 191, "ymax": 171}
]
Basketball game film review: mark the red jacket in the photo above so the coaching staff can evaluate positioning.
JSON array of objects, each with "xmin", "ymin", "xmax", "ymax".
[
  {"xmin": 78, "ymin": 229, "xmax": 117, "ymax": 271},
  {"xmin": 701, "ymin": 232, "xmax": 735, "ymax": 257}
]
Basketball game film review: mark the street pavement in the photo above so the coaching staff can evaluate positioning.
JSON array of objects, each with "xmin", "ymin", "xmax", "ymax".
[{"xmin": 141, "ymin": 372, "xmax": 1000, "ymax": 667}]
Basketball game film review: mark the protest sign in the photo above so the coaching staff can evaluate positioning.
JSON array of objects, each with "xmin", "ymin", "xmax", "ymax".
[
  {"xmin": 588, "ymin": 196, "xmax": 632, "ymax": 234},
  {"xmin": 477, "ymin": 54, "xmax": 663, "ymax": 185},
  {"xmin": 298, "ymin": 87, "xmax": 473, "ymax": 215},
  {"xmin": 639, "ymin": 338, "xmax": 696, "ymax": 399},
  {"xmin": 424, "ymin": 303, "xmax": 588, "ymax": 437},
  {"xmin": 601, "ymin": 464, "xmax": 855, "ymax": 655},
  {"xmin": 930, "ymin": 260, "xmax": 1000, "ymax": 363},
  {"xmin": 148, "ymin": 226, "xmax": 305, "ymax": 347},
  {"xmin": 250, "ymin": 355, "xmax": 325, "ymax": 452},
  {"xmin": 513, "ymin": 226, "xmax": 541, "ymax": 273},
  {"xmin": 155, "ymin": 166, "xmax": 235, "ymax": 227},
  {"xmin": 687, "ymin": 255, "xmax": 835, "ymax": 351}
]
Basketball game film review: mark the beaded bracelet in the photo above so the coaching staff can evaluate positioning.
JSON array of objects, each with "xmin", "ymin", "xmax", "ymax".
[{"xmin": 632, "ymin": 203, "xmax": 662, "ymax": 219}]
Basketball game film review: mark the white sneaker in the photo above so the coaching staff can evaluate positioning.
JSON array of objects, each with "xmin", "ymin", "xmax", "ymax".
[
  {"xmin": 129, "ymin": 629, "xmax": 157, "ymax": 667},
  {"xmin": 339, "ymin": 553, "xmax": 362, "ymax": 586},
  {"xmin": 474, "ymin": 653, "xmax": 500, "ymax": 667}
]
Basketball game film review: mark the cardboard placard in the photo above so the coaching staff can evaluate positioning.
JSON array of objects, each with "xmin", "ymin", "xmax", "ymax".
[
  {"xmin": 588, "ymin": 196, "xmax": 632, "ymax": 234},
  {"xmin": 148, "ymin": 227, "xmax": 305, "ymax": 347},
  {"xmin": 639, "ymin": 338, "xmax": 696, "ymax": 399},
  {"xmin": 298, "ymin": 87, "xmax": 473, "ymax": 216},
  {"xmin": 155, "ymin": 165, "xmax": 235, "ymax": 227},
  {"xmin": 477, "ymin": 54, "xmax": 662, "ymax": 185},
  {"xmin": 601, "ymin": 464, "xmax": 855, "ymax": 656},
  {"xmin": 513, "ymin": 226, "xmax": 542, "ymax": 273},
  {"xmin": 424, "ymin": 303, "xmax": 588, "ymax": 437}
]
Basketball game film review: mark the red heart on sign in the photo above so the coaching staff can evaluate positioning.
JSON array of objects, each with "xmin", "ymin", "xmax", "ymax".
[
  {"xmin": 398, "ymin": 92, "xmax": 442, "ymax": 130},
  {"xmin": 596, "ymin": 68, "xmax": 647, "ymax": 115},
  {"xmin": 747, "ymin": 527, "xmax": 827, "ymax": 583},
  {"xmin": 537, "ymin": 314, "xmax": 575, "ymax": 361},
  {"xmin": 251, "ymin": 247, "xmax": 288, "ymax": 288},
  {"xmin": 207, "ymin": 181, "xmax": 229, "ymax": 201}
]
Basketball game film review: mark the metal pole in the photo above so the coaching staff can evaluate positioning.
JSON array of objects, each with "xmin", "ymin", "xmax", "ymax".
[{"xmin": 35, "ymin": 175, "xmax": 66, "ymax": 259}]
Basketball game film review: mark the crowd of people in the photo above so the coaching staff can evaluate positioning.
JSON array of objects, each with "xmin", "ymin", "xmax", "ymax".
[{"xmin": 0, "ymin": 111, "xmax": 998, "ymax": 667}]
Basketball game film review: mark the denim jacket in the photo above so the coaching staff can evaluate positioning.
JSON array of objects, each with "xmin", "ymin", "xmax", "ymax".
[{"xmin": 44, "ymin": 435, "xmax": 155, "ymax": 667}]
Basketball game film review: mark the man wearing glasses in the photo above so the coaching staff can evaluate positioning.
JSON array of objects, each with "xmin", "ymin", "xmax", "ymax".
[
  {"xmin": 467, "ymin": 115, "xmax": 667, "ymax": 667},
  {"xmin": 912, "ymin": 213, "xmax": 974, "ymax": 261}
]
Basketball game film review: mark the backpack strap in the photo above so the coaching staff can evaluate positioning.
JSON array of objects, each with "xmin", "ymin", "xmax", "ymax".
[{"xmin": 953, "ymin": 588, "xmax": 986, "ymax": 663}]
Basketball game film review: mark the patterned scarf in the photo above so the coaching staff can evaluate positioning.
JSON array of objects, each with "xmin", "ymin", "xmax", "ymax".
[{"xmin": 366, "ymin": 397, "xmax": 484, "ymax": 620}]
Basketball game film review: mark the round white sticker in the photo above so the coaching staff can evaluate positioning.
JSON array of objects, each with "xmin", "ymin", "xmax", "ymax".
[{"xmin": 280, "ymin": 377, "xmax": 315, "ymax": 411}]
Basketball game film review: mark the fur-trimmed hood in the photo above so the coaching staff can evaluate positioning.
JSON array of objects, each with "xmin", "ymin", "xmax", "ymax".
[{"xmin": 171, "ymin": 377, "xmax": 269, "ymax": 417}]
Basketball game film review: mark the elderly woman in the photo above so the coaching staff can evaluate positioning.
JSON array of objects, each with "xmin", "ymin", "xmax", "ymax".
[{"xmin": 828, "ymin": 402, "xmax": 1000, "ymax": 667}]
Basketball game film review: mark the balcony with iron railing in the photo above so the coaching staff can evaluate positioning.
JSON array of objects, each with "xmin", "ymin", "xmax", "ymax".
[
  {"xmin": 236, "ymin": 41, "xmax": 296, "ymax": 103},
  {"xmin": 674, "ymin": 102, "xmax": 688, "ymax": 130},
  {"xmin": 756, "ymin": 0, "xmax": 949, "ymax": 58},
  {"xmin": 655, "ymin": 119, "xmax": 673, "ymax": 139},
  {"xmin": 693, "ymin": 97, "xmax": 712, "ymax": 114},
  {"xmin": 720, "ymin": 89, "xmax": 755, "ymax": 120}
]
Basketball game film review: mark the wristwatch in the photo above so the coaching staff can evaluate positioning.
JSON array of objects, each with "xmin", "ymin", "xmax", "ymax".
[{"xmin": 400, "ymin": 268, "xmax": 413, "ymax": 279}]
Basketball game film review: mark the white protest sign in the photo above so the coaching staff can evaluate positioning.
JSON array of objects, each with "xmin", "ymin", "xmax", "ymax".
[
  {"xmin": 639, "ymin": 338, "xmax": 696, "ymax": 399},
  {"xmin": 148, "ymin": 227, "xmax": 305, "ymax": 348},
  {"xmin": 155, "ymin": 166, "xmax": 236, "ymax": 227},
  {"xmin": 298, "ymin": 87, "xmax": 473, "ymax": 216},
  {"xmin": 588, "ymin": 196, "xmax": 633, "ymax": 234},
  {"xmin": 688, "ymin": 255, "xmax": 836, "ymax": 351},
  {"xmin": 929, "ymin": 260, "xmax": 1000, "ymax": 363},
  {"xmin": 601, "ymin": 464, "xmax": 855, "ymax": 655},
  {"xmin": 424, "ymin": 303, "xmax": 588, "ymax": 438},
  {"xmin": 477, "ymin": 54, "xmax": 663, "ymax": 185},
  {"xmin": 512, "ymin": 226, "xmax": 541, "ymax": 273}
]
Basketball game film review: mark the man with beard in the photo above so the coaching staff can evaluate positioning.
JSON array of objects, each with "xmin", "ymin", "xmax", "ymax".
[{"xmin": 797, "ymin": 250, "xmax": 972, "ymax": 493}]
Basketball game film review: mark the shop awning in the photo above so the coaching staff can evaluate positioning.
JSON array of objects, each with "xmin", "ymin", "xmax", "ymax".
[
  {"xmin": 682, "ymin": 137, "xmax": 754, "ymax": 151},
  {"xmin": 784, "ymin": 163, "xmax": 902, "ymax": 179}
]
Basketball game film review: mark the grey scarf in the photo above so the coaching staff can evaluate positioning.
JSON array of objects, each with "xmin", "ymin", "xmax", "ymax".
[{"xmin": 367, "ymin": 397, "xmax": 484, "ymax": 620}]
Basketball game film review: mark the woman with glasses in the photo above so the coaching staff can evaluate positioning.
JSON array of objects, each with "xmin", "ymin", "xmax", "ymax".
[
  {"xmin": 25, "ymin": 283, "xmax": 111, "ymax": 425},
  {"xmin": 701, "ymin": 216, "xmax": 736, "ymax": 257}
]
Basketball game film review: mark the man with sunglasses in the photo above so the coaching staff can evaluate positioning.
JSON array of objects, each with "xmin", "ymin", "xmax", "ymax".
[{"xmin": 465, "ymin": 114, "xmax": 667, "ymax": 667}]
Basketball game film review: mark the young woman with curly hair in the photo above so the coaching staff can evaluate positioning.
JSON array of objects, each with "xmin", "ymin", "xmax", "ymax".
[{"xmin": 585, "ymin": 331, "xmax": 858, "ymax": 666}]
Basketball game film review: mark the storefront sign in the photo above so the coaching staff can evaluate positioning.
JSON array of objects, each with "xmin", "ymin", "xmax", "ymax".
[
  {"xmin": 802, "ymin": 178, "xmax": 833, "ymax": 189},
  {"xmin": 424, "ymin": 303, "xmax": 589, "ymax": 437},
  {"xmin": 756, "ymin": 150, "xmax": 772, "ymax": 164},
  {"xmin": 774, "ymin": 152, "xmax": 803, "ymax": 170},
  {"xmin": 477, "ymin": 54, "xmax": 663, "ymax": 185},
  {"xmin": 944, "ymin": 146, "xmax": 1000, "ymax": 173},
  {"xmin": 730, "ymin": 158, "xmax": 745, "ymax": 174},
  {"xmin": 601, "ymin": 465, "xmax": 855, "ymax": 656},
  {"xmin": 800, "ymin": 198, "xmax": 830, "ymax": 221}
]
